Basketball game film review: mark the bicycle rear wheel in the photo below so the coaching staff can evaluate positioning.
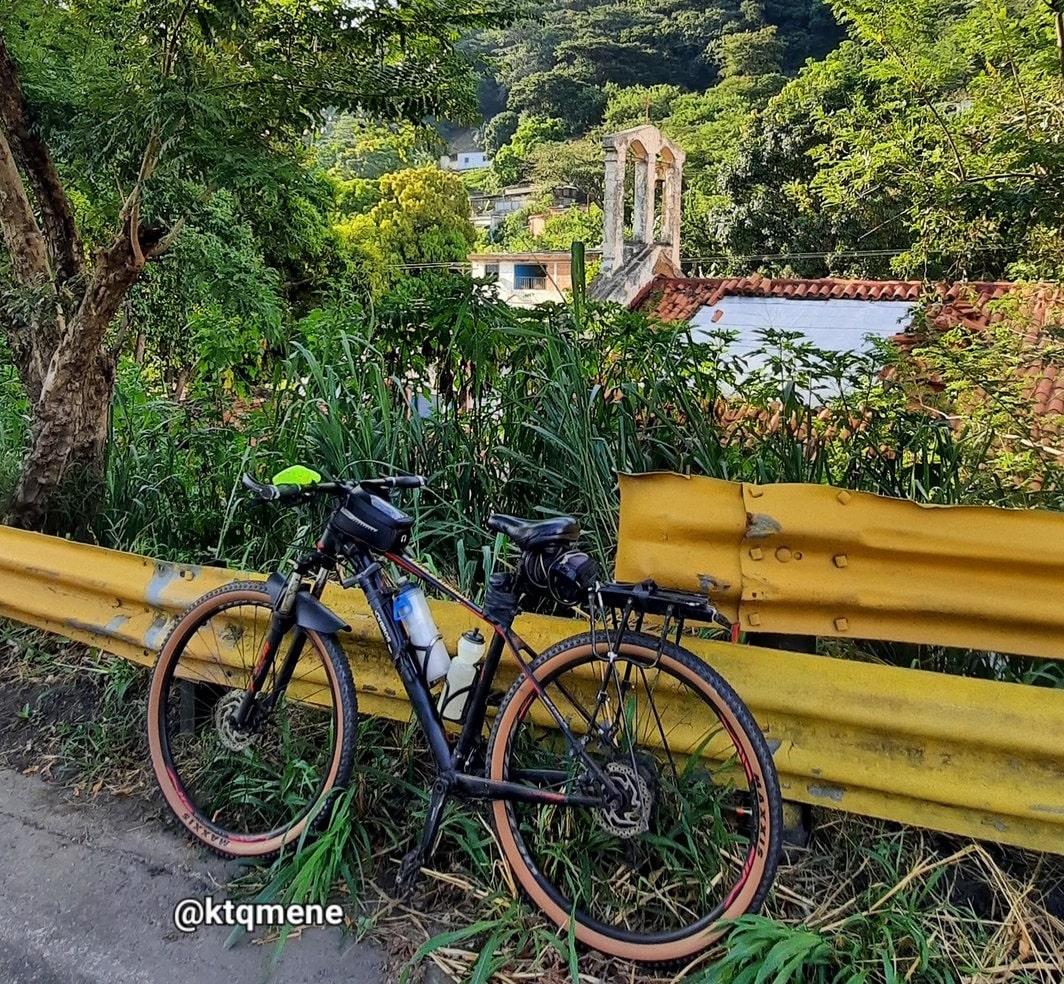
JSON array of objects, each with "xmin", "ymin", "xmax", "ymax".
[
  {"xmin": 487, "ymin": 631, "xmax": 782, "ymax": 963},
  {"xmin": 147, "ymin": 581, "xmax": 357, "ymax": 859}
]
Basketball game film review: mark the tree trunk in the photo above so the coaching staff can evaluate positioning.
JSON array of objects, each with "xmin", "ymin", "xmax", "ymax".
[
  {"xmin": 3, "ymin": 210, "xmax": 171, "ymax": 529},
  {"xmin": 7, "ymin": 342, "xmax": 115, "ymax": 533},
  {"xmin": 0, "ymin": 28, "xmax": 178, "ymax": 533},
  {"xmin": 0, "ymin": 129, "xmax": 62, "ymax": 407}
]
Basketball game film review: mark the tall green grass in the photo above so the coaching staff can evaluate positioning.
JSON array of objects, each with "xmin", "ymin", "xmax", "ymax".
[{"xmin": 2, "ymin": 274, "xmax": 1061, "ymax": 669}]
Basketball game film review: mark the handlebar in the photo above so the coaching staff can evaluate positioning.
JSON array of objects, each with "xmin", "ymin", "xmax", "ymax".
[
  {"xmin": 361, "ymin": 475, "xmax": 425, "ymax": 493},
  {"xmin": 241, "ymin": 472, "xmax": 425, "ymax": 507}
]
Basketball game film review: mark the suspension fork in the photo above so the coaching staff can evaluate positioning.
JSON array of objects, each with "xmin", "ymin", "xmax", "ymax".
[
  {"xmin": 231, "ymin": 568, "xmax": 329, "ymax": 728},
  {"xmin": 260, "ymin": 566, "xmax": 332, "ymax": 713}
]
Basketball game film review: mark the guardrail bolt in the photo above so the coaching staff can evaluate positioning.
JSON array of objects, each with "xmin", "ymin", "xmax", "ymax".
[
  {"xmin": 775, "ymin": 548, "xmax": 792, "ymax": 563},
  {"xmin": 748, "ymin": 486, "xmax": 764, "ymax": 498},
  {"xmin": 749, "ymin": 547, "xmax": 764, "ymax": 560},
  {"xmin": 748, "ymin": 613, "xmax": 762, "ymax": 626},
  {"xmin": 836, "ymin": 491, "xmax": 852, "ymax": 505},
  {"xmin": 833, "ymin": 554, "xmax": 848, "ymax": 568},
  {"xmin": 834, "ymin": 617, "xmax": 849, "ymax": 631}
]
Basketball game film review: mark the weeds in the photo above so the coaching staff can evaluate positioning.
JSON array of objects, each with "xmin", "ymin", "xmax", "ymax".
[
  {"xmin": 0, "ymin": 622, "xmax": 148, "ymax": 792},
  {"xmin": 0, "ymin": 622, "xmax": 1060, "ymax": 984},
  {"xmin": 5, "ymin": 276, "xmax": 1062, "ymax": 604},
  {"xmin": 679, "ymin": 823, "xmax": 1063, "ymax": 984}
]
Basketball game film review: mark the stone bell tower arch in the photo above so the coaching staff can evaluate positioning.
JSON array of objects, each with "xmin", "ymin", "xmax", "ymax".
[{"xmin": 592, "ymin": 125, "xmax": 684, "ymax": 304}]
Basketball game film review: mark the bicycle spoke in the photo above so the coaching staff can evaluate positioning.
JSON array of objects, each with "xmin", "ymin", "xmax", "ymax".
[
  {"xmin": 637, "ymin": 665, "xmax": 680, "ymax": 782},
  {"xmin": 158, "ymin": 594, "xmax": 345, "ymax": 841},
  {"xmin": 492, "ymin": 632, "xmax": 781, "ymax": 957}
]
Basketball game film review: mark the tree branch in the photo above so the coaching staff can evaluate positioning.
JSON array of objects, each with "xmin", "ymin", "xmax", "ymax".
[
  {"xmin": 0, "ymin": 30, "xmax": 84, "ymax": 285},
  {"xmin": 117, "ymin": 130, "xmax": 164, "ymax": 269},
  {"xmin": 1056, "ymin": 10, "xmax": 1064, "ymax": 82},
  {"xmin": 163, "ymin": 0, "xmax": 199, "ymax": 77},
  {"xmin": 0, "ymin": 128, "xmax": 51, "ymax": 285},
  {"xmin": 863, "ymin": 22, "xmax": 968, "ymax": 182},
  {"xmin": 963, "ymin": 170, "xmax": 1046, "ymax": 183}
]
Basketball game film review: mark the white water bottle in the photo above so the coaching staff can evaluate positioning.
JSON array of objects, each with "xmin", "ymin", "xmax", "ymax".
[
  {"xmin": 438, "ymin": 628, "xmax": 486, "ymax": 723},
  {"xmin": 393, "ymin": 583, "xmax": 450, "ymax": 683}
]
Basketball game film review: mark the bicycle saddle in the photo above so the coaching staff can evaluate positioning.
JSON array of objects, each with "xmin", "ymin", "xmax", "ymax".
[{"xmin": 487, "ymin": 513, "xmax": 580, "ymax": 550}]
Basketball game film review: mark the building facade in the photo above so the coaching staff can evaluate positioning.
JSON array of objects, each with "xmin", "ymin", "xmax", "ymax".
[
  {"xmin": 469, "ymin": 250, "xmax": 603, "ymax": 307},
  {"xmin": 440, "ymin": 150, "xmax": 490, "ymax": 172}
]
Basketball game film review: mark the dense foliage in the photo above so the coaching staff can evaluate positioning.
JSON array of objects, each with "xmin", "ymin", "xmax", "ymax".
[
  {"xmin": 0, "ymin": 0, "xmax": 509, "ymax": 525},
  {"xmin": 466, "ymin": 0, "xmax": 840, "ymax": 127},
  {"xmin": 466, "ymin": 0, "xmax": 1064, "ymax": 280},
  {"xmin": 3, "ymin": 279, "xmax": 1059, "ymax": 598},
  {"xmin": 709, "ymin": 0, "xmax": 1064, "ymax": 278}
]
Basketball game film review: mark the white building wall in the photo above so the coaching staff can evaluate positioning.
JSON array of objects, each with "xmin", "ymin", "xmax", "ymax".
[
  {"xmin": 441, "ymin": 151, "xmax": 490, "ymax": 172},
  {"xmin": 470, "ymin": 258, "xmax": 565, "ymax": 308}
]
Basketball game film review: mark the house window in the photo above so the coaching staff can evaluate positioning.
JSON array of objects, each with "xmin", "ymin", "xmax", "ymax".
[
  {"xmin": 514, "ymin": 263, "xmax": 548, "ymax": 291},
  {"xmin": 484, "ymin": 263, "xmax": 499, "ymax": 281}
]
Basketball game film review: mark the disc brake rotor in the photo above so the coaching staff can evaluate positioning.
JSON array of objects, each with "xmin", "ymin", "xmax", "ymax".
[
  {"xmin": 593, "ymin": 761, "xmax": 653, "ymax": 838},
  {"xmin": 214, "ymin": 691, "xmax": 257, "ymax": 752}
]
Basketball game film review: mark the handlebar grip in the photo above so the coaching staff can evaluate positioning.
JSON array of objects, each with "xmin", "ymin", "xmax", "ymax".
[
  {"xmin": 361, "ymin": 475, "xmax": 425, "ymax": 493},
  {"xmin": 242, "ymin": 474, "xmax": 278, "ymax": 500},
  {"xmin": 275, "ymin": 484, "xmax": 304, "ymax": 503},
  {"xmin": 242, "ymin": 473, "xmax": 302, "ymax": 503}
]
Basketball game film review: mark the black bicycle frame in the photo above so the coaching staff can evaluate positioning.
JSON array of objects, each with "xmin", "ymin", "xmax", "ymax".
[{"xmin": 354, "ymin": 548, "xmax": 617, "ymax": 809}]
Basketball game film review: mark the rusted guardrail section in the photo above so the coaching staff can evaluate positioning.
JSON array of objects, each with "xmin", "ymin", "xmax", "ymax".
[{"xmin": 1, "ymin": 510, "xmax": 1062, "ymax": 854}]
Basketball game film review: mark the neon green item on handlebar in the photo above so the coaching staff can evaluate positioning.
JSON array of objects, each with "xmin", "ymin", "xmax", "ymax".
[{"xmin": 271, "ymin": 465, "xmax": 322, "ymax": 486}]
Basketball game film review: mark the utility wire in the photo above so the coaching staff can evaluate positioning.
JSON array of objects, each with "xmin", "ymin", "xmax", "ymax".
[
  {"xmin": 395, "ymin": 244, "xmax": 1019, "ymax": 271},
  {"xmin": 680, "ymin": 244, "xmax": 1017, "ymax": 264}
]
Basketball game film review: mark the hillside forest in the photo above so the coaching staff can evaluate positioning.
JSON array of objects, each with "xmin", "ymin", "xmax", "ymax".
[{"xmin": 1, "ymin": 0, "xmax": 1063, "ymax": 531}]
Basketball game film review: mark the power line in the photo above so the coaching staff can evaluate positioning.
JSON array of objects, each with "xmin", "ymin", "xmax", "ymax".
[
  {"xmin": 391, "ymin": 243, "xmax": 1027, "ymax": 274},
  {"xmin": 396, "ymin": 244, "xmax": 1021, "ymax": 271},
  {"xmin": 680, "ymin": 244, "xmax": 1018, "ymax": 264}
]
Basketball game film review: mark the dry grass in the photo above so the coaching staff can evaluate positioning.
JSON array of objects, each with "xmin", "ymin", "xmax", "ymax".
[{"xmin": 378, "ymin": 812, "xmax": 1063, "ymax": 984}]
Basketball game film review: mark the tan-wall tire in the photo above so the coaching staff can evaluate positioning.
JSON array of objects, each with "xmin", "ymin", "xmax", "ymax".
[
  {"xmin": 486, "ymin": 631, "xmax": 782, "ymax": 964},
  {"xmin": 146, "ymin": 583, "xmax": 357, "ymax": 861}
]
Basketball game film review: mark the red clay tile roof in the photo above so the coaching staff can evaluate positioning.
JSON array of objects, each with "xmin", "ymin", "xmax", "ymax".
[
  {"xmin": 633, "ymin": 275, "xmax": 1064, "ymax": 423},
  {"xmin": 630, "ymin": 274, "xmax": 1017, "ymax": 323}
]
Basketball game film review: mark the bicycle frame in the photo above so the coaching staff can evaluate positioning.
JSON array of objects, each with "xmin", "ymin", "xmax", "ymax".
[
  {"xmin": 239, "ymin": 520, "xmax": 629, "ymax": 881},
  {"xmin": 376, "ymin": 548, "xmax": 614, "ymax": 810}
]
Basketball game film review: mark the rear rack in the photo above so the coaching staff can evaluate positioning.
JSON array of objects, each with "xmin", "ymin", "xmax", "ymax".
[{"xmin": 591, "ymin": 579, "xmax": 735, "ymax": 654}]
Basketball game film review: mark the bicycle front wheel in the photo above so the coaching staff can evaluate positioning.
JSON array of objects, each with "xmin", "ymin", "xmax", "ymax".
[
  {"xmin": 147, "ymin": 581, "xmax": 357, "ymax": 859},
  {"xmin": 487, "ymin": 631, "xmax": 782, "ymax": 963}
]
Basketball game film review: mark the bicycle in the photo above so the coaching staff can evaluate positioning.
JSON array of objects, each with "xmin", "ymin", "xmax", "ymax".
[{"xmin": 146, "ymin": 465, "xmax": 783, "ymax": 963}]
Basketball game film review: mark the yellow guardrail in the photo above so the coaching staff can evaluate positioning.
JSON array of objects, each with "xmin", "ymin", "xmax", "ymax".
[
  {"xmin": 617, "ymin": 472, "xmax": 1064, "ymax": 661},
  {"xmin": 1, "ymin": 519, "xmax": 1062, "ymax": 855}
]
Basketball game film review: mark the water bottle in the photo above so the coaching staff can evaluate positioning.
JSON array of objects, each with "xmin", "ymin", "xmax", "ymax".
[
  {"xmin": 438, "ymin": 629, "xmax": 486, "ymax": 723},
  {"xmin": 392, "ymin": 582, "xmax": 450, "ymax": 683}
]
